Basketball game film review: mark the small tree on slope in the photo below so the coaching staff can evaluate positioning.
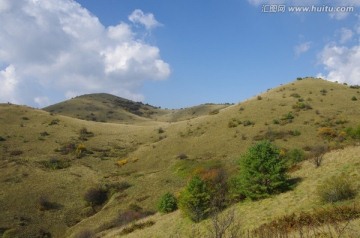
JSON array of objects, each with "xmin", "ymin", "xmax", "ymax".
[{"xmin": 237, "ymin": 140, "xmax": 289, "ymax": 200}]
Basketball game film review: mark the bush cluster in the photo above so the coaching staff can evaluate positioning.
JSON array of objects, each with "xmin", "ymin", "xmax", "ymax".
[
  {"xmin": 79, "ymin": 127, "xmax": 94, "ymax": 141},
  {"xmin": 40, "ymin": 158, "xmax": 70, "ymax": 170},
  {"xmin": 158, "ymin": 193, "xmax": 177, "ymax": 213},
  {"xmin": 253, "ymin": 204, "xmax": 360, "ymax": 237},
  {"xmin": 318, "ymin": 175, "xmax": 356, "ymax": 203},
  {"xmin": 120, "ymin": 221, "xmax": 155, "ymax": 235},
  {"xmin": 84, "ymin": 187, "xmax": 108, "ymax": 207}
]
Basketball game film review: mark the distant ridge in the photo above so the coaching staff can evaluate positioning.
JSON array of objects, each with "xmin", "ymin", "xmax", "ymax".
[{"xmin": 43, "ymin": 93, "xmax": 230, "ymax": 123}]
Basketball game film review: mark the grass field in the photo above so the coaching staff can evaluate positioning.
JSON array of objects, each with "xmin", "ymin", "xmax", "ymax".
[{"xmin": 0, "ymin": 78, "xmax": 359, "ymax": 237}]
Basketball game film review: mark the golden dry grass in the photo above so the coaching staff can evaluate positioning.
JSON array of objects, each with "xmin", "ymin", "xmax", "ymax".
[{"xmin": 0, "ymin": 78, "xmax": 359, "ymax": 237}]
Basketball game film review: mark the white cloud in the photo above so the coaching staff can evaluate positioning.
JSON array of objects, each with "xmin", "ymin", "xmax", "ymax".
[
  {"xmin": 34, "ymin": 96, "xmax": 50, "ymax": 107},
  {"xmin": 0, "ymin": 65, "xmax": 19, "ymax": 104},
  {"xmin": 318, "ymin": 17, "xmax": 360, "ymax": 85},
  {"xmin": 318, "ymin": 44, "xmax": 360, "ymax": 85},
  {"xmin": 0, "ymin": 0, "xmax": 170, "ymax": 107},
  {"xmin": 294, "ymin": 41, "xmax": 311, "ymax": 57},
  {"xmin": 128, "ymin": 9, "xmax": 161, "ymax": 30},
  {"xmin": 339, "ymin": 28, "xmax": 353, "ymax": 43}
]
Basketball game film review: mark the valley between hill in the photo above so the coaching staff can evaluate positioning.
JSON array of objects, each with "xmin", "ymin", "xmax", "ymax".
[{"xmin": 0, "ymin": 78, "xmax": 359, "ymax": 237}]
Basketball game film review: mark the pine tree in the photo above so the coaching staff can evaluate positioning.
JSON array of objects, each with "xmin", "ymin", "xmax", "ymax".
[
  {"xmin": 158, "ymin": 192, "xmax": 177, "ymax": 213},
  {"xmin": 237, "ymin": 140, "xmax": 289, "ymax": 200},
  {"xmin": 179, "ymin": 176, "xmax": 211, "ymax": 222}
]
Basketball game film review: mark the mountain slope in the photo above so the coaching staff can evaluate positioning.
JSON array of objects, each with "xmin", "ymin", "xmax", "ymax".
[
  {"xmin": 1, "ymin": 78, "xmax": 360, "ymax": 238},
  {"xmin": 43, "ymin": 93, "xmax": 165, "ymax": 124},
  {"xmin": 43, "ymin": 93, "xmax": 230, "ymax": 123}
]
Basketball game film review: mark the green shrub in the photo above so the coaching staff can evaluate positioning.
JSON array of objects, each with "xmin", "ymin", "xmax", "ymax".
[
  {"xmin": 243, "ymin": 120, "xmax": 254, "ymax": 126},
  {"xmin": 351, "ymin": 96, "xmax": 357, "ymax": 101},
  {"xmin": 79, "ymin": 127, "xmax": 94, "ymax": 141},
  {"xmin": 40, "ymin": 158, "xmax": 70, "ymax": 170},
  {"xmin": 120, "ymin": 221, "xmax": 155, "ymax": 235},
  {"xmin": 288, "ymin": 130, "xmax": 301, "ymax": 136},
  {"xmin": 49, "ymin": 119, "xmax": 60, "ymax": 125},
  {"xmin": 158, "ymin": 192, "xmax": 178, "ymax": 213},
  {"xmin": 228, "ymin": 119, "xmax": 239, "ymax": 128},
  {"xmin": 40, "ymin": 131, "xmax": 50, "ymax": 137},
  {"xmin": 318, "ymin": 175, "xmax": 356, "ymax": 203},
  {"xmin": 209, "ymin": 109, "xmax": 219, "ymax": 115},
  {"xmin": 177, "ymin": 153, "xmax": 188, "ymax": 160},
  {"xmin": 290, "ymin": 93, "xmax": 301, "ymax": 98},
  {"xmin": 38, "ymin": 196, "xmax": 62, "ymax": 211},
  {"xmin": 84, "ymin": 187, "xmax": 108, "ymax": 207},
  {"xmin": 0, "ymin": 136, "xmax": 6, "ymax": 141},
  {"xmin": 179, "ymin": 176, "xmax": 211, "ymax": 222},
  {"xmin": 281, "ymin": 112, "xmax": 294, "ymax": 121},
  {"xmin": 273, "ymin": 119, "xmax": 280, "ymax": 125},
  {"xmin": 236, "ymin": 141, "xmax": 289, "ymax": 200},
  {"xmin": 292, "ymin": 102, "xmax": 312, "ymax": 111},
  {"xmin": 345, "ymin": 125, "xmax": 360, "ymax": 139},
  {"xmin": 285, "ymin": 148, "xmax": 305, "ymax": 165}
]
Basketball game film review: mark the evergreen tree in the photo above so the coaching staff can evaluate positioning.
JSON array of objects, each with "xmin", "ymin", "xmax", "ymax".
[
  {"xmin": 158, "ymin": 192, "xmax": 177, "ymax": 213},
  {"xmin": 237, "ymin": 140, "xmax": 289, "ymax": 200},
  {"xmin": 179, "ymin": 176, "xmax": 211, "ymax": 222}
]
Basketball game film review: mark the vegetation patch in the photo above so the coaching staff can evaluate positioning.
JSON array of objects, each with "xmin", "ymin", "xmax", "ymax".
[
  {"xmin": 292, "ymin": 101, "xmax": 312, "ymax": 111},
  {"xmin": 39, "ymin": 158, "xmax": 71, "ymax": 170},
  {"xmin": 48, "ymin": 119, "xmax": 60, "ymax": 125},
  {"xmin": 120, "ymin": 220, "xmax": 155, "ymax": 235},
  {"xmin": 253, "ymin": 129, "xmax": 301, "ymax": 141},
  {"xmin": 158, "ymin": 192, "xmax": 178, "ymax": 213},
  {"xmin": 10, "ymin": 150, "xmax": 23, "ymax": 156},
  {"xmin": 84, "ymin": 187, "xmax": 108, "ymax": 208},
  {"xmin": 78, "ymin": 127, "xmax": 94, "ymax": 141},
  {"xmin": 38, "ymin": 196, "xmax": 62, "ymax": 211},
  {"xmin": 55, "ymin": 142, "xmax": 76, "ymax": 155},
  {"xmin": 103, "ymin": 205, "xmax": 155, "ymax": 231},
  {"xmin": 117, "ymin": 159, "xmax": 128, "ymax": 167},
  {"xmin": 233, "ymin": 141, "xmax": 290, "ymax": 200},
  {"xmin": 253, "ymin": 204, "xmax": 360, "ymax": 237},
  {"xmin": 317, "ymin": 175, "xmax": 356, "ymax": 203},
  {"xmin": 345, "ymin": 125, "xmax": 360, "ymax": 139}
]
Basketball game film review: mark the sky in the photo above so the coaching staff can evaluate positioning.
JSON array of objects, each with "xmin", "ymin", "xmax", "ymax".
[{"xmin": 0, "ymin": 0, "xmax": 359, "ymax": 109}]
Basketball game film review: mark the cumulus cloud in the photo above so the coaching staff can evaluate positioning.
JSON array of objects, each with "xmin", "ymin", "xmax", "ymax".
[
  {"xmin": 0, "ymin": 65, "xmax": 19, "ymax": 104},
  {"xmin": 128, "ymin": 9, "xmax": 162, "ymax": 30},
  {"xmin": 294, "ymin": 42, "xmax": 311, "ymax": 57},
  {"xmin": 0, "ymin": 0, "xmax": 170, "ymax": 107},
  {"xmin": 317, "ymin": 16, "xmax": 360, "ymax": 85},
  {"xmin": 338, "ymin": 28, "xmax": 353, "ymax": 43},
  {"xmin": 318, "ymin": 44, "xmax": 360, "ymax": 85}
]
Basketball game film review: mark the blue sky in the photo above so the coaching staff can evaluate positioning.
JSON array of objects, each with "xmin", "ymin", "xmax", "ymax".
[{"xmin": 0, "ymin": 0, "xmax": 359, "ymax": 108}]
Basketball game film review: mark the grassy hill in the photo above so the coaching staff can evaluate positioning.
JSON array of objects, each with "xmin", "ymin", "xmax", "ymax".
[
  {"xmin": 1, "ymin": 78, "xmax": 360, "ymax": 237},
  {"xmin": 43, "ymin": 93, "xmax": 230, "ymax": 123}
]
